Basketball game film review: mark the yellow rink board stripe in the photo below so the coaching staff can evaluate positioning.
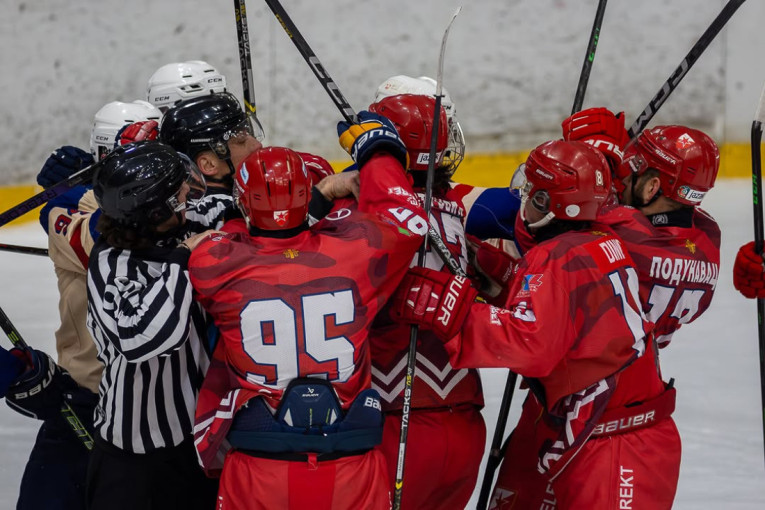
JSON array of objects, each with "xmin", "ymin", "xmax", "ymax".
[{"xmin": 0, "ymin": 143, "xmax": 755, "ymax": 226}]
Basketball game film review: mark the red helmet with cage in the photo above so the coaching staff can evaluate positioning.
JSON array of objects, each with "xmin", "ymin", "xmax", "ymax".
[
  {"xmin": 234, "ymin": 147, "xmax": 311, "ymax": 231},
  {"xmin": 617, "ymin": 125, "xmax": 719, "ymax": 205},
  {"xmin": 368, "ymin": 94, "xmax": 448, "ymax": 171},
  {"xmin": 521, "ymin": 140, "xmax": 611, "ymax": 227}
]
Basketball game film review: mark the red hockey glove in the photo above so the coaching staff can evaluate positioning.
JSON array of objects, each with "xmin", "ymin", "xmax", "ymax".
[
  {"xmin": 733, "ymin": 241, "xmax": 765, "ymax": 298},
  {"xmin": 467, "ymin": 235, "xmax": 519, "ymax": 299},
  {"xmin": 115, "ymin": 120, "xmax": 160, "ymax": 146},
  {"xmin": 562, "ymin": 107, "xmax": 629, "ymax": 170},
  {"xmin": 391, "ymin": 266, "xmax": 478, "ymax": 341},
  {"xmin": 298, "ymin": 152, "xmax": 335, "ymax": 185}
]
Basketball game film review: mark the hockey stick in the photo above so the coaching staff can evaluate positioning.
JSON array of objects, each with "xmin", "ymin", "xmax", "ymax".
[
  {"xmin": 233, "ymin": 0, "xmax": 257, "ymax": 116},
  {"xmin": 750, "ymin": 81, "xmax": 765, "ymax": 468},
  {"xmin": 627, "ymin": 0, "xmax": 746, "ymax": 138},
  {"xmin": 0, "ymin": 305, "xmax": 94, "ymax": 450},
  {"xmin": 262, "ymin": 0, "xmax": 356, "ymax": 123},
  {"xmin": 571, "ymin": 0, "xmax": 608, "ymax": 114},
  {"xmin": 0, "ymin": 161, "xmax": 101, "ymax": 229},
  {"xmin": 262, "ymin": 0, "xmax": 465, "ymax": 277},
  {"xmin": 394, "ymin": 10, "xmax": 461, "ymax": 509},
  {"xmin": 0, "ymin": 244, "xmax": 48, "ymax": 257}
]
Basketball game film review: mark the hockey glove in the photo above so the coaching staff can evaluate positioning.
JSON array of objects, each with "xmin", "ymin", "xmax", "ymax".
[
  {"xmin": 337, "ymin": 111, "xmax": 409, "ymax": 170},
  {"xmin": 467, "ymin": 235, "xmax": 519, "ymax": 300},
  {"xmin": 733, "ymin": 241, "xmax": 765, "ymax": 299},
  {"xmin": 390, "ymin": 266, "xmax": 478, "ymax": 341},
  {"xmin": 562, "ymin": 107, "xmax": 629, "ymax": 170},
  {"xmin": 5, "ymin": 349, "xmax": 79, "ymax": 421},
  {"xmin": 36, "ymin": 146, "xmax": 95, "ymax": 188},
  {"xmin": 115, "ymin": 120, "xmax": 160, "ymax": 146},
  {"xmin": 0, "ymin": 346, "xmax": 26, "ymax": 399}
]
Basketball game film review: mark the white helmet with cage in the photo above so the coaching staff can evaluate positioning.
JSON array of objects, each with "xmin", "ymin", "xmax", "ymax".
[
  {"xmin": 374, "ymin": 75, "xmax": 465, "ymax": 174},
  {"xmin": 146, "ymin": 60, "xmax": 227, "ymax": 112},
  {"xmin": 90, "ymin": 100, "xmax": 162, "ymax": 161}
]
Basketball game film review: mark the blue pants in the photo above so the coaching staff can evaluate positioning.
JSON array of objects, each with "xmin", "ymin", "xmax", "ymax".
[{"xmin": 16, "ymin": 390, "xmax": 95, "ymax": 510}]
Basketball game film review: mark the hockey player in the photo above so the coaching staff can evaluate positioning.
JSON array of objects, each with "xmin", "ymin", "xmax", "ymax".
[
  {"xmin": 1, "ymin": 98, "xmax": 164, "ymax": 510},
  {"xmin": 349, "ymin": 92, "xmax": 486, "ymax": 509},
  {"xmin": 489, "ymin": 115, "xmax": 721, "ymax": 509},
  {"xmin": 85, "ymin": 141, "xmax": 226, "ymax": 509},
  {"xmin": 189, "ymin": 113, "xmax": 426, "ymax": 509},
  {"xmin": 160, "ymin": 91, "xmax": 337, "ymax": 198},
  {"xmin": 393, "ymin": 139, "xmax": 679, "ymax": 509},
  {"xmin": 733, "ymin": 243, "xmax": 765, "ymax": 298}
]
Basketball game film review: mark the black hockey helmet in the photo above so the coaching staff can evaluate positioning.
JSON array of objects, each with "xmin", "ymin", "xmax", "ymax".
[
  {"xmin": 93, "ymin": 140, "xmax": 205, "ymax": 228},
  {"xmin": 159, "ymin": 91, "xmax": 264, "ymax": 162}
]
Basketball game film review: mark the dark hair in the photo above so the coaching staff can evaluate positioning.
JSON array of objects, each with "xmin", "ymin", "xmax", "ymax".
[{"xmin": 95, "ymin": 214, "xmax": 155, "ymax": 250}]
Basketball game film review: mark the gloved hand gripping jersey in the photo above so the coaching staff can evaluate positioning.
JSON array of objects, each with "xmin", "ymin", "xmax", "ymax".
[{"xmin": 228, "ymin": 378, "xmax": 384, "ymax": 455}]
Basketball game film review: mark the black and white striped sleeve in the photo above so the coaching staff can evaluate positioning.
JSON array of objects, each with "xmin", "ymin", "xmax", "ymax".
[{"xmin": 87, "ymin": 245, "xmax": 196, "ymax": 363}]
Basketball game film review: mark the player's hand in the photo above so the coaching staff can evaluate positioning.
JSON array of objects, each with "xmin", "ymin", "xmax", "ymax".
[
  {"xmin": 337, "ymin": 111, "xmax": 409, "ymax": 170},
  {"xmin": 37, "ymin": 146, "xmax": 95, "ymax": 188},
  {"xmin": 390, "ymin": 266, "xmax": 478, "ymax": 341},
  {"xmin": 180, "ymin": 230, "xmax": 225, "ymax": 251},
  {"xmin": 467, "ymin": 235, "xmax": 519, "ymax": 299},
  {"xmin": 733, "ymin": 241, "xmax": 765, "ymax": 298},
  {"xmin": 562, "ymin": 107, "xmax": 628, "ymax": 170},
  {"xmin": 116, "ymin": 120, "xmax": 160, "ymax": 146},
  {"xmin": 315, "ymin": 170, "xmax": 360, "ymax": 201},
  {"xmin": 5, "ymin": 348, "xmax": 79, "ymax": 421}
]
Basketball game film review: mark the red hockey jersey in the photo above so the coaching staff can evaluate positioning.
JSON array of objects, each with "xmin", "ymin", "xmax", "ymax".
[
  {"xmin": 596, "ymin": 204, "xmax": 720, "ymax": 347},
  {"xmin": 444, "ymin": 229, "xmax": 650, "ymax": 475},
  {"xmin": 371, "ymin": 183, "xmax": 484, "ymax": 411},
  {"xmin": 189, "ymin": 154, "xmax": 426, "ymax": 475}
]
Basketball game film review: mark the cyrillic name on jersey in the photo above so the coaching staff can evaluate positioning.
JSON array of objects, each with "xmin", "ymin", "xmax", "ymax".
[{"xmin": 648, "ymin": 256, "xmax": 719, "ymax": 290}]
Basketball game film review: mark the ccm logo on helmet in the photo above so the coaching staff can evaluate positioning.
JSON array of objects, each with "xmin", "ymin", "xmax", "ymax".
[{"xmin": 437, "ymin": 275, "xmax": 468, "ymax": 327}]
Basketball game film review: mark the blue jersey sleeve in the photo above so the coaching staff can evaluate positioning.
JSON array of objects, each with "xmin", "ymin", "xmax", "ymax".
[{"xmin": 465, "ymin": 187, "xmax": 521, "ymax": 240}]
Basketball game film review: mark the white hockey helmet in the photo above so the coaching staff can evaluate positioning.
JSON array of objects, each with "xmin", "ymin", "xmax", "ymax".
[
  {"xmin": 90, "ymin": 100, "xmax": 162, "ymax": 161},
  {"xmin": 374, "ymin": 75, "xmax": 465, "ymax": 174},
  {"xmin": 146, "ymin": 60, "xmax": 227, "ymax": 112}
]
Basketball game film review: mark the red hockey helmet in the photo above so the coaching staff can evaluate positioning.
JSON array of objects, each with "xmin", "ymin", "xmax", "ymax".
[
  {"xmin": 368, "ymin": 94, "xmax": 448, "ymax": 171},
  {"xmin": 521, "ymin": 140, "xmax": 611, "ymax": 228},
  {"xmin": 617, "ymin": 125, "xmax": 719, "ymax": 205},
  {"xmin": 234, "ymin": 147, "xmax": 311, "ymax": 231}
]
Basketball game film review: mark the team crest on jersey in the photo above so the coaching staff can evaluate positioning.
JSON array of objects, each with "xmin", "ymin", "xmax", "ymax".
[
  {"xmin": 589, "ymin": 230, "xmax": 609, "ymax": 237},
  {"xmin": 283, "ymin": 249, "xmax": 299, "ymax": 259},
  {"xmin": 685, "ymin": 239, "xmax": 697, "ymax": 254},
  {"xmin": 489, "ymin": 488, "xmax": 517, "ymax": 509},
  {"xmin": 274, "ymin": 210, "xmax": 289, "ymax": 226},
  {"xmin": 516, "ymin": 274, "xmax": 543, "ymax": 297}
]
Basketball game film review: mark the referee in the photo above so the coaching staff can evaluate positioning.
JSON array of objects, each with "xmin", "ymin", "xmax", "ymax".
[{"xmin": 85, "ymin": 141, "xmax": 226, "ymax": 510}]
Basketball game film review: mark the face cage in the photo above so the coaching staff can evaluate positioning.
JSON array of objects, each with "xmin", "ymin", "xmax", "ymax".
[
  {"xmin": 516, "ymin": 166, "xmax": 555, "ymax": 229},
  {"xmin": 208, "ymin": 114, "xmax": 265, "ymax": 160},
  {"xmin": 165, "ymin": 154, "xmax": 207, "ymax": 215},
  {"xmin": 442, "ymin": 120, "xmax": 465, "ymax": 176}
]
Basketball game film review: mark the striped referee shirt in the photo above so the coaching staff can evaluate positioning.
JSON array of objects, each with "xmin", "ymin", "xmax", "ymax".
[{"xmin": 86, "ymin": 194, "xmax": 231, "ymax": 453}]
